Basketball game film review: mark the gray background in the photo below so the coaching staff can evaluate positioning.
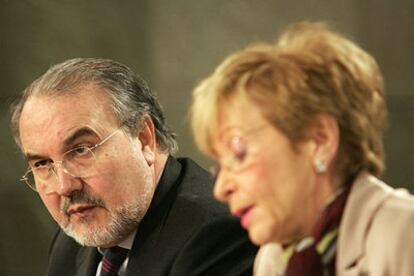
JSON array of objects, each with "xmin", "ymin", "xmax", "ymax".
[{"xmin": 1, "ymin": 1, "xmax": 413, "ymax": 275}]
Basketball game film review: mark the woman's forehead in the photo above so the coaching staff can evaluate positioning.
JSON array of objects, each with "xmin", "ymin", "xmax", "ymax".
[{"xmin": 217, "ymin": 94, "xmax": 267, "ymax": 133}]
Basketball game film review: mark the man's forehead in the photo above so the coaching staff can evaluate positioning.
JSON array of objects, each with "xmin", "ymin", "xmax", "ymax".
[
  {"xmin": 23, "ymin": 127, "xmax": 100, "ymax": 161},
  {"xmin": 19, "ymin": 91, "xmax": 118, "ymax": 150},
  {"xmin": 22, "ymin": 85, "xmax": 116, "ymax": 122}
]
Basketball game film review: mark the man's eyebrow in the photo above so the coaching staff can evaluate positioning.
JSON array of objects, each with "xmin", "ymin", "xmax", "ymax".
[
  {"xmin": 63, "ymin": 127, "xmax": 97, "ymax": 148},
  {"xmin": 24, "ymin": 128, "xmax": 98, "ymax": 162},
  {"xmin": 25, "ymin": 153, "xmax": 48, "ymax": 162}
]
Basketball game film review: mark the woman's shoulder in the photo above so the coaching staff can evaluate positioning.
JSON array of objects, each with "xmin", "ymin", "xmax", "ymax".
[
  {"xmin": 367, "ymin": 183, "xmax": 414, "ymax": 239},
  {"xmin": 352, "ymin": 173, "xmax": 414, "ymax": 228},
  {"xmin": 343, "ymin": 173, "xmax": 414, "ymax": 239},
  {"xmin": 338, "ymin": 173, "xmax": 414, "ymax": 274}
]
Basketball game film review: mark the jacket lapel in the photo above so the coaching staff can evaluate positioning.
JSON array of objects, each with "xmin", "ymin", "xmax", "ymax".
[
  {"xmin": 337, "ymin": 173, "xmax": 393, "ymax": 273},
  {"xmin": 126, "ymin": 156, "xmax": 182, "ymax": 275},
  {"xmin": 74, "ymin": 247, "xmax": 101, "ymax": 276}
]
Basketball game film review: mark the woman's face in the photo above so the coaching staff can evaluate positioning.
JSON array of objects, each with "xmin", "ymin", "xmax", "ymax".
[{"xmin": 212, "ymin": 93, "xmax": 320, "ymax": 245}]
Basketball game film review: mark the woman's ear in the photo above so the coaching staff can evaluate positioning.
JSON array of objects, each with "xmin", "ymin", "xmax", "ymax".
[
  {"xmin": 308, "ymin": 114, "xmax": 339, "ymax": 174},
  {"xmin": 137, "ymin": 115, "xmax": 156, "ymax": 166}
]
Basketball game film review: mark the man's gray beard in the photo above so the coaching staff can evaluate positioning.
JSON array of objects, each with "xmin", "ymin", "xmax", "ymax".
[
  {"xmin": 62, "ymin": 201, "xmax": 145, "ymax": 247},
  {"xmin": 59, "ymin": 156, "xmax": 154, "ymax": 247}
]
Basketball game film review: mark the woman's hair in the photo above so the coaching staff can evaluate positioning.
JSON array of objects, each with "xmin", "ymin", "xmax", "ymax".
[{"xmin": 191, "ymin": 21, "xmax": 386, "ymax": 178}]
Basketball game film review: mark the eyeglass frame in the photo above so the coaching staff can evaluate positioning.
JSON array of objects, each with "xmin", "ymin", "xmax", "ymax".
[
  {"xmin": 20, "ymin": 127, "xmax": 123, "ymax": 192},
  {"xmin": 209, "ymin": 124, "xmax": 269, "ymax": 179}
]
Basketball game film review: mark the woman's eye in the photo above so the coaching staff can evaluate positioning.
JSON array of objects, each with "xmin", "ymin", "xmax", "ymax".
[
  {"xmin": 234, "ymin": 147, "xmax": 247, "ymax": 162},
  {"xmin": 229, "ymin": 136, "xmax": 247, "ymax": 162}
]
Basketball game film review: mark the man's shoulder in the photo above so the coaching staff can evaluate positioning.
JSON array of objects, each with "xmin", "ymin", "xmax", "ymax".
[
  {"xmin": 46, "ymin": 229, "xmax": 82, "ymax": 275},
  {"xmin": 173, "ymin": 157, "xmax": 228, "ymax": 216},
  {"xmin": 137, "ymin": 156, "xmax": 231, "ymax": 245},
  {"xmin": 127, "ymin": 157, "xmax": 257, "ymax": 275},
  {"xmin": 165, "ymin": 158, "xmax": 257, "ymax": 275},
  {"xmin": 175, "ymin": 157, "xmax": 211, "ymax": 185}
]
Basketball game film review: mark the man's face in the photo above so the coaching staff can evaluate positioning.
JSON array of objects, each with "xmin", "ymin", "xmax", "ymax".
[{"xmin": 18, "ymin": 84, "xmax": 156, "ymax": 247}]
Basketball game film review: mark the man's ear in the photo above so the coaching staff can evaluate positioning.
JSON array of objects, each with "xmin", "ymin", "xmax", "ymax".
[
  {"xmin": 308, "ymin": 113, "xmax": 339, "ymax": 173},
  {"xmin": 137, "ymin": 115, "xmax": 156, "ymax": 166}
]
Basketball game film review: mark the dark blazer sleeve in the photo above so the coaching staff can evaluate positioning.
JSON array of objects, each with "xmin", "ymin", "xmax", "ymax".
[{"xmin": 170, "ymin": 216, "xmax": 256, "ymax": 276}]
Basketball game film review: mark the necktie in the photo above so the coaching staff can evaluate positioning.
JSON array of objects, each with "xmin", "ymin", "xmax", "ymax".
[{"xmin": 100, "ymin": 246, "xmax": 129, "ymax": 276}]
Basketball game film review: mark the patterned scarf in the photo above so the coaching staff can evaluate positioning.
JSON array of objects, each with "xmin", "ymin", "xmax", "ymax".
[{"xmin": 283, "ymin": 183, "xmax": 352, "ymax": 276}]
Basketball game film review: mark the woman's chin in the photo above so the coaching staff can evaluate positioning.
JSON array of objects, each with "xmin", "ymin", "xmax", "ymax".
[{"xmin": 248, "ymin": 222, "xmax": 279, "ymax": 246}]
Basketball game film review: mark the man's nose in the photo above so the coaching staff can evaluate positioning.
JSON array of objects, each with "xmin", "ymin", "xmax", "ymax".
[{"xmin": 46, "ymin": 162, "xmax": 82, "ymax": 195}]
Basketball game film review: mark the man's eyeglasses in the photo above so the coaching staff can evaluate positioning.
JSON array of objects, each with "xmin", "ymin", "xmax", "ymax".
[{"xmin": 21, "ymin": 128, "xmax": 122, "ymax": 192}]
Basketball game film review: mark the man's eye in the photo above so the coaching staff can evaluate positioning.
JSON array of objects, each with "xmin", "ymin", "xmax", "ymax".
[
  {"xmin": 73, "ymin": 146, "xmax": 91, "ymax": 156},
  {"xmin": 33, "ymin": 160, "xmax": 50, "ymax": 168}
]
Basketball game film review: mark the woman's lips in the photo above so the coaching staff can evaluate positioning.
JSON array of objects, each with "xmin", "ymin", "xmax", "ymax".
[
  {"xmin": 233, "ymin": 206, "xmax": 255, "ymax": 229},
  {"xmin": 240, "ymin": 207, "xmax": 255, "ymax": 228}
]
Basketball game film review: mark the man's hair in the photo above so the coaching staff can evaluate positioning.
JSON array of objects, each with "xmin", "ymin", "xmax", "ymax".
[
  {"xmin": 11, "ymin": 58, "xmax": 177, "ymax": 153},
  {"xmin": 191, "ymin": 21, "xmax": 386, "ymax": 179}
]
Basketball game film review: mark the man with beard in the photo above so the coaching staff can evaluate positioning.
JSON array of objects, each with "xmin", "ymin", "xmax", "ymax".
[{"xmin": 11, "ymin": 58, "xmax": 257, "ymax": 276}]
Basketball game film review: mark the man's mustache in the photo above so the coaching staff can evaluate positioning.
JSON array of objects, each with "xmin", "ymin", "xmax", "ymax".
[{"xmin": 61, "ymin": 190, "xmax": 105, "ymax": 216}]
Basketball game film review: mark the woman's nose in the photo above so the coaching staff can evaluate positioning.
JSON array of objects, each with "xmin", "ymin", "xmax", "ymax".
[{"xmin": 213, "ymin": 170, "xmax": 237, "ymax": 202}]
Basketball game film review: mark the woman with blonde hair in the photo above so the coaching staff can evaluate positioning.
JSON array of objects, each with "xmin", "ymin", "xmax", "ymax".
[{"xmin": 190, "ymin": 22, "xmax": 414, "ymax": 275}]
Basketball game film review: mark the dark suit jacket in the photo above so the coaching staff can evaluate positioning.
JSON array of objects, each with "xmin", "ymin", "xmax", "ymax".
[{"xmin": 46, "ymin": 157, "xmax": 257, "ymax": 276}]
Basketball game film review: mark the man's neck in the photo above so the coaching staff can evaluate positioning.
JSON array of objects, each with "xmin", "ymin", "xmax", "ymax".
[{"xmin": 153, "ymin": 153, "xmax": 169, "ymax": 185}]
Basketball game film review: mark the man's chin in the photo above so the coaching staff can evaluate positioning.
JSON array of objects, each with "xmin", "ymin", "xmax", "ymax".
[
  {"xmin": 62, "ymin": 221, "xmax": 111, "ymax": 247},
  {"xmin": 61, "ymin": 219, "xmax": 135, "ymax": 247},
  {"xmin": 59, "ymin": 202, "xmax": 143, "ymax": 247}
]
